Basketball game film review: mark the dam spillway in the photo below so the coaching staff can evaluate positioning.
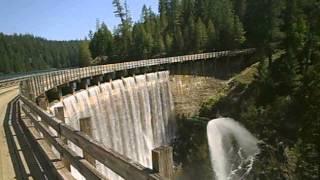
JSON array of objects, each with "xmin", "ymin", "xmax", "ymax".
[
  {"xmin": 8, "ymin": 49, "xmax": 256, "ymax": 179},
  {"xmin": 51, "ymin": 71, "xmax": 176, "ymax": 179}
]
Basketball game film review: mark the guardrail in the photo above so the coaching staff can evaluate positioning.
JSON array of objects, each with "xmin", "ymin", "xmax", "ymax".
[
  {"xmin": 18, "ymin": 48, "xmax": 255, "ymax": 100},
  {"xmin": 19, "ymin": 95, "xmax": 167, "ymax": 180}
]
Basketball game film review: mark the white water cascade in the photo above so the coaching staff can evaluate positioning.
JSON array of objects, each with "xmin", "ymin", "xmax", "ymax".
[
  {"xmin": 207, "ymin": 118, "xmax": 259, "ymax": 180},
  {"xmin": 50, "ymin": 71, "xmax": 175, "ymax": 180}
]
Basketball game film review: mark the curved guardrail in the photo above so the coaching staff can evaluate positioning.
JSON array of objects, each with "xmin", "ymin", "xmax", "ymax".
[{"xmin": 17, "ymin": 48, "xmax": 255, "ymax": 100}]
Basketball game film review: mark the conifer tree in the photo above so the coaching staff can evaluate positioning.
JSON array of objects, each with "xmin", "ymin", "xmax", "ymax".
[
  {"xmin": 152, "ymin": 20, "xmax": 165, "ymax": 55},
  {"xmin": 79, "ymin": 42, "xmax": 92, "ymax": 67},
  {"xmin": 89, "ymin": 23, "xmax": 113, "ymax": 58},
  {"xmin": 245, "ymin": 0, "xmax": 284, "ymax": 63},
  {"xmin": 184, "ymin": 16, "xmax": 195, "ymax": 52},
  {"xmin": 207, "ymin": 20, "xmax": 217, "ymax": 50},
  {"xmin": 173, "ymin": 26, "xmax": 184, "ymax": 54},
  {"xmin": 195, "ymin": 18, "xmax": 208, "ymax": 52},
  {"xmin": 112, "ymin": 0, "xmax": 132, "ymax": 58},
  {"xmin": 0, "ymin": 33, "xmax": 80, "ymax": 73},
  {"xmin": 165, "ymin": 33, "xmax": 173, "ymax": 54},
  {"xmin": 232, "ymin": 15, "xmax": 246, "ymax": 48}
]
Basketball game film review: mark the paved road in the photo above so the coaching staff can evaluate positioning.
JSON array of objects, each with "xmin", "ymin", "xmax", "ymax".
[{"xmin": 0, "ymin": 86, "xmax": 18, "ymax": 180}]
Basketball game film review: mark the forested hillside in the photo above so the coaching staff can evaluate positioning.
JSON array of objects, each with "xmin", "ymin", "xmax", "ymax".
[
  {"xmin": 87, "ymin": 0, "xmax": 248, "ymax": 63},
  {"xmin": 192, "ymin": 0, "xmax": 319, "ymax": 179},
  {"xmin": 0, "ymin": 33, "xmax": 80, "ymax": 74},
  {"xmin": 0, "ymin": 0, "xmax": 318, "ymax": 178},
  {"xmin": 90, "ymin": 0, "xmax": 320, "ymax": 178}
]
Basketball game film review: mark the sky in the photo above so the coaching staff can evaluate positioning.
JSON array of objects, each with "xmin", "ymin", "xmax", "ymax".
[{"xmin": 0, "ymin": 0, "xmax": 158, "ymax": 40}]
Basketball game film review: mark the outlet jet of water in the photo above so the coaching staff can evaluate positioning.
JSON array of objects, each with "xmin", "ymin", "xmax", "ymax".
[{"xmin": 207, "ymin": 118, "xmax": 259, "ymax": 180}]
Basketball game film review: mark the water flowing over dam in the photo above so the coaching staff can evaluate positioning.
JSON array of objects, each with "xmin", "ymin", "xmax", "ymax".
[
  {"xmin": 207, "ymin": 118, "xmax": 259, "ymax": 180},
  {"xmin": 51, "ymin": 71, "xmax": 176, "ymax": 179}
]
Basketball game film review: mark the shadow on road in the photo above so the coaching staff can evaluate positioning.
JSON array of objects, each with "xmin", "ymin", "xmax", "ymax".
[{"xmin": 3, "ymin": 97, "xmax": 49, "ymax": 179}]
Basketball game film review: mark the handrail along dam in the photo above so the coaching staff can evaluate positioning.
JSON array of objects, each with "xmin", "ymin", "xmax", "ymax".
[{"xmin": 1, "ymin": 49, "xmax": 256, "ymax": 180}]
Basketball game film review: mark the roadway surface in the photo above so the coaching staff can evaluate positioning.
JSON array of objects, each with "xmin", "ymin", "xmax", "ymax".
[{"xmin": 0, "ymin": 86, "xmax": 18, "ymax": 180}]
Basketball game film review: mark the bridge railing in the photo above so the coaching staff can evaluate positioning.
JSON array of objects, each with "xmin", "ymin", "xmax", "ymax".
[
  {"xmin": 19, "ymin": 95, "xmax": 164, "ymax": 180},
  {"xmin": 5, "ymin": 49, "xmax": 256, "ymax": 179},
  {"xmin": 19, "ymin": 48, "xmax": 255, "ymax": 100}
]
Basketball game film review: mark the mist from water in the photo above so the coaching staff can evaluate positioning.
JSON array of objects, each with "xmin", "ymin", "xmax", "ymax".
[{"xmin": 207, "ymin": 118, "xmax": 259, "ymax": 180}]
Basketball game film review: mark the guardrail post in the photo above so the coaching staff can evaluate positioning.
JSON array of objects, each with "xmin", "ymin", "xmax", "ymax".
[
  {"xmin": 54, "ymin": 106, "xmax": 71, "ymax": 170},
  {"xmin": 63, "ymin": 70, "xmax": 67, "ymax": 83},
  {"xmin": 26, "ymin": 79, "xmax": 33, "ymax": 99},
  {"xmin": 97, "ymin": 75, "xmax": 103, "ymax": 85},
  {"xmin": 49, "ymin": 74, "xmax": 54, "ymax": 90},
  {"xmin": 37, "ymin": 95, "xmax": 48, "ymax": 111},
  {"xmin": 54, "ymin": 106, "xmax": 64, "ymax": 123},
  {"xmin": 70, "ymin": 82, "xmax": 77, "ymax": 94},
  {"xmin": 84, "ymin": 79, "xmax": 90, "ymax": 89},
  {"xmin": 152, "ymin": 146, "xmax": 174, "ymax": 180},
  {"xmin": 58, "ymin": 88, "xmax": 63, "ymax": 101},
  {"xmin": 45, "ymin": 74, "xmax": 49, "ymax": 90},
  {"xmin": 79, "ymin": 117, "xmax": 96, "ymax": 166},
  {"xmin": 33, "ymin": 76, "xmax": 38, "ymax": 98}
]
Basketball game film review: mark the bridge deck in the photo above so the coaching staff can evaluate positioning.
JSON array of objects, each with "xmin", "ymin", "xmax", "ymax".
[{"xmin": 0, "ymin": 87, "xmax": 18, "ymax": 180}]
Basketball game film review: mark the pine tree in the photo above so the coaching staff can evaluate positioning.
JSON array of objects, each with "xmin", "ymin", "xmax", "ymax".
[
  {"xmin": 132, "ymin": 24, "xmax": 153, "ymax": 59},
  {"xmin": 232, "ymin": 0, "xmax": 247, "ymax": 21},
  {"xmin": 112, "ymin": 0, "xmax": 132, "ymax": 58},
  {"xmin": 283, "ymin": 0, "xmax": 308, "ymax": 72},
  {"xmin": 195, "ymin": 0, "xmax": 210, "ymax": 22},
  {"xmin": 152, "ymin": 21, "xmax": 165, "ymax": 56},
  {"xmin": 173, "ymin": 26, "xmax": 184, "ymax": 54},
  {"xmin": 209, "ymin": 0, "xmax": 237, "ymax": 49},
  {"xmin": 245, "ymin": 0, "xmax": 284, "ymax": 63},
  {"xmin": 181, "ymin": 0, "xmax": 194, "ymax": 25},
  {"xmin": 165, "ymin": 33, "xmax": 173, "ymax": 54},
  {"xmin": 207, "ymin": 20, "xmax": 217, "ymax": 50},
  {"xmin": 1, "ymin": 54, "xmax": 11, "ymax": 73},
  {"xmin": 232, "ymin": 15, "xmax": 246, "ymax": 48},
  {"xmin": 184, "ymin": 16, "xmax": 195, "ymax": 52},
  {"xmin": 79, "ymin": 42, "xmax": 92, "ymax": 67},
  {"xmin": 168, "ymin": 0, "xmax": 182, "ymax": 33},
  {"xmin": 112, "ymin": 0, "xmax": 126, "ymax": 24},
  {"xmin": 89, "ymin": 23, "xmax": 113, "ymax": 58},
  {"xmin": 159, "ymin": 0, "xmax": 169, "ymax": 32},
  {"xmin": 0, "ymin": 33, "xmax": 80, "ymax": 73},
  {"xmin": 194, "ymin": 18, "xmax": 208, "ymax": 52},
  {"xmin": 141, "ymin": 5, "xmax": 149, "ymax": 22}
]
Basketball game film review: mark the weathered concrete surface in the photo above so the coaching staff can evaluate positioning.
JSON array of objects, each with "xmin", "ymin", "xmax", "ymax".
[
  {"xmin": 170, "ymin": 75, "xmax": 227, "ymax": 117},
  {"xmin": 0, "ymin": 86, "xmax": 18, "ymax": 180}
]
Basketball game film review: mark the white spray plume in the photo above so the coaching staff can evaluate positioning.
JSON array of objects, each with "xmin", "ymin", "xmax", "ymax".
[{"xmin": 207, "ymin": 118, "xmax": 259, "ymax": 180}]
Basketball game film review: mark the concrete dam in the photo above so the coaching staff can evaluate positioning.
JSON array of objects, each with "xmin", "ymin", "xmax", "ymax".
[
  {"xmin": 1, "ymin": 49, "xmax": 256, "ymax": 179},
  {"xmin": 50, "ymin": 72, "xmax": 176, "ymax": 179}
]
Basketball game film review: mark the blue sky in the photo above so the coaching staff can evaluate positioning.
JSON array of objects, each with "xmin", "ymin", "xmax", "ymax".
[{"xmin": 0, "ymin": 0, "xmax": 158, "ymax": 40}]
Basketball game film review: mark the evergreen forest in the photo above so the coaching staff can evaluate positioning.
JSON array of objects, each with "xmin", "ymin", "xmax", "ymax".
[
  {"xmin": 0, "ymin": 0, "xmax": 319, "ymax": 178},
  {"xmin": 0, "ymin": 33, "xmax": 80, "ymax": 74}
]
